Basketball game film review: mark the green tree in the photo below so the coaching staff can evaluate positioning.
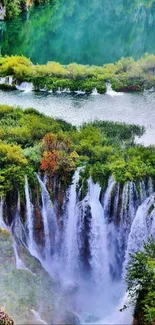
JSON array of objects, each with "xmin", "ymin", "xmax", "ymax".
[{"xmin": 126, "ymin": 238, "xmax": 155, "ymax": 325}]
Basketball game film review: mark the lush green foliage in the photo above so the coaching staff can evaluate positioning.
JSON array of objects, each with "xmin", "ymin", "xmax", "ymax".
[
  {"xmin": 0, "ymin": 229, "xmax": 56, "ymax": 323},
  {"xmin": 3, "ymin": 0, "xmax": 154, "ymax": 21},
  {"xmin": 126, "ymin": 238, "xmax": 155, "ymax": 325},
  {"xmin": 3, "ymin": 0, "xmax": 50, "ymax": 20},
  {"xmin": 0, "ymin": 104, "xmax": 75, "ymax": 195},
  {"xmin": 1, "ymin": 53, "xmax": 155, "ymax": 92},
  {"xmin": 1, "ymin": 104, "xmax": 155, "ymax": 197}
]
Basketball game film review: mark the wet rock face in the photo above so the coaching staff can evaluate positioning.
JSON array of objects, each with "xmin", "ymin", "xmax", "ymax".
[
  {"xmin": 3, "ymin": 191, "xmax": 18, "ymax": 226},
  {"xmin": 0, "ymin": 307, "xmax": 14, "ymax": 324}
]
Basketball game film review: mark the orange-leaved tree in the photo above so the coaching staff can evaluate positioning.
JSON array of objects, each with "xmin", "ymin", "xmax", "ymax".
[{"xmin": 40, "ymin": 133, "xmax": 78, "ymax": 182}]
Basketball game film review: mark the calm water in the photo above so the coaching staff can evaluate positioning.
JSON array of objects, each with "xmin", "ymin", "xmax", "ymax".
[
  {"xmin": 1, "ymin": 0, "xmax": 155, "ymax": 65},
  {"xmin": 0, "ymin": 89, "xmax": 155, "ymax": 146}
]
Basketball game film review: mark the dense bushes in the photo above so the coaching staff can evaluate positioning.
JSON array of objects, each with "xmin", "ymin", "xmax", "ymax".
[
  {"xmin": 126, "ymin": 238, "xmax": 155, "ymax": 325},
  {"xmin": 3, "ymin": 0, "xmax": 50, "ymax": 20},
  {"xmin": 1, "ymin": 53, "xmax": 155, "ymax": 93},
  {"xmin": 1, "ymin": 104, "xmax": 155, "ymax": 197}
]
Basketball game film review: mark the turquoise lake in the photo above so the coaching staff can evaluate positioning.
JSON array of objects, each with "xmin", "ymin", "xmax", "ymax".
[{"xmin": 1, "ymin": 0, "xmax": 155, "ymax": 65}]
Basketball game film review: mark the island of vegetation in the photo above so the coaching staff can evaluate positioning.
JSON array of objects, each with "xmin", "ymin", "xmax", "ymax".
[{"xmin": 1, "ymin": 53, "xmax": 155, "ymax": 94}]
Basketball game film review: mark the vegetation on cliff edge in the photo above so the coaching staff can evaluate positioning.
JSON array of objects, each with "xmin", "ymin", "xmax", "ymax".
[
  {"xmin": 0, "ymin": 104, "xmax": 155, "ymax": 198},
  {"xmin": 126, "ymin": 238, "xmax": 155, "ymax": 325}
]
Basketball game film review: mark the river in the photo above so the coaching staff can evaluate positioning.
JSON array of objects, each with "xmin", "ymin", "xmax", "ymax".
[{"xmin": 0, "ymin": 87, "xmax": 155, "ymax": 145}]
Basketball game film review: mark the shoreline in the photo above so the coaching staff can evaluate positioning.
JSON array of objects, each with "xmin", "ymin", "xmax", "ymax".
[{"xmin": 0, "ymin": 54, "xmax": 155, "ymax": 94}]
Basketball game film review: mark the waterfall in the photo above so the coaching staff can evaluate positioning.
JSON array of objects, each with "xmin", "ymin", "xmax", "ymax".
[
  {"xmin": 0, "ymin": 199, "xmax": 7, "ymax": 230},
  {"xmin": 118, "ymin": 182, "xmax": 136, "ymax": 251},
  {"xmin": 25, "ymin": 176, "xmax": 35, "ymax": 253},
  {"xmin": 31, "ymin": 310, "xmax": 47, "ymax": 325},
  {"xmin": 0, "ymin": 76, "xmax": 12, "ymax": 86},
  {"xmin": 92, "ymin": 88, "xmax": 98, "ymax": 95},
  {"xmin": 124, "ymin": 193, "xmax": 155, "ymax": 270},
  {"xmin": 16, "ymin": 82, "xmax": 34, "ymax": 92},
  {"xmin": 9, "ymin": 170, "xmax": 155, "ymax": 324},
  {"xmin": 0, "ymin": 77, "xmax": 7, "ymax": 84},
  {"xmin": 139, "ymin": 180, "xmax": 147, "ymax": 203},
  {"xmin": 57, "ymin": 87, "xmax": 62, "ymax": 93},
  {"xmin": 88, "ymin": 178, "xmax": 110, "ymax": 285},
  {"xmin": 8, "ymin": 76, "xmax": 13, "ymax": 85},
  {"xmin": 103, "ymin": 176, "xmax": 116, "ymax": 218},
  {"xmin": 148, "ymin": 177, "xmax": 153, "ymax": 196},
  {"xmin": 106, "ymin": 82, "xmax": 123, "ymax": 97},
  {"xmin": 36, "ymin": 174, "xmax": 56, "ymax": 258},
  {"xmin": 62, "ymin": 169, "xmax": 80, "ymax": 277},
  {"xmin": 13, "ymin": 240, "xmax": 34, "ymax": 274}
]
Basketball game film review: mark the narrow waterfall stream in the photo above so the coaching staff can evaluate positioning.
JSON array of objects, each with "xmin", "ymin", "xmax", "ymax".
[
  {"xmin": 1, "ymin": 170, "xmax": 155, "ymax": 324},
  {"xmin": 62, "ymin": 169, "xmax": 80, "ymax": 277},
  {"xmin": 36, "ymin": 174, "xmax": 52, "ymax": 258},
  {"xmin": 25, "ymin": 176, "xmax": 35, "ymax": 254},
  {"xmin": 88, "ymin": 179, "xmax": 110, "ymax": 285}
]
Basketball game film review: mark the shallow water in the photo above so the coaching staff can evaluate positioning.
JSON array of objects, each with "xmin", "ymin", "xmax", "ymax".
[
  {"xmin": 1, "ymin": 0, "xmax": 155, "ymax": 65},
  {"xmin": 0, "ymin": 89, "xmax": 155, "ymax": 146}
]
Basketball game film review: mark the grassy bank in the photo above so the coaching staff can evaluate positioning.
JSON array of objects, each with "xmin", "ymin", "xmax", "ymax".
[{"xmin": 1, "ymin": 54, "xmax": 155, "ymax": 93}]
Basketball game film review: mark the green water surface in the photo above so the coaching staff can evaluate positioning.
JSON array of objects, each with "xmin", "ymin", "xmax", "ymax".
[{"xmin": 0, "ymin": 0, "xmax": 155, "ymax": 65}]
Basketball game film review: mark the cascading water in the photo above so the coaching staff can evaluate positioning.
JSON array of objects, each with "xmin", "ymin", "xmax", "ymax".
[
  {"xmin": 62, "ymin": 169, "xmax": 80, "ymax": 277},
  {"xmin": 13, "ymin": 239, "xmax": 34, "ymax": 273},
  {"xmin": 92, "ymin": 88, "xmax": 98, "ymax": 95},
  {"xmin": 25, "ymin": 176, "xmax": 36, "ymax": 255},
  {"xmin": 16, "ymin": 82, "xmax": 34, "ymax": 92},
  {"xmin": 0, "ymin": 199, "xmax": 8, "ymax": 230},
  {"xmin": 88, "ymin": 179, "xmax": 110, "ymax": 285},
  {"xmin": 106, "ymin": 82, "xmax": 123, "ymax": 97},
  {"xmin": 36, "ymin": 174, "xmax": 53, "ymax": 258},
  {"xmin": 31, "ymin": 310, "xmax": 48, "ymax": 325},
  {"xmin": 140, "ymin": 180, "xmax": 147, "ymax": 202},
  {"xmin": 124, "ymin": 193, "xmax": 155, "ymax": 268},
  {"xmin": 5, "ymin": 170, "xmax": 155, "ymax": 324}
]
